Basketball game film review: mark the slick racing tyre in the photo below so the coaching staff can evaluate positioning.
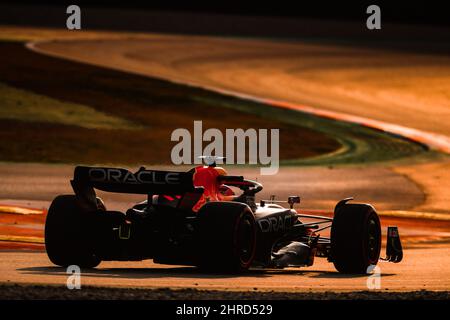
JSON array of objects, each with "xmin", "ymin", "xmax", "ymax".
[
  {"xmin": 330, "ymin": 203, "xmax": 381, "ymax": 274},
  {"xmin": 45, "ymin": 195, "xmax": 101, "ymax": 268},
  {"xmin": 196, "ymin": 202, "xmax": 257, "ymax": 272}
]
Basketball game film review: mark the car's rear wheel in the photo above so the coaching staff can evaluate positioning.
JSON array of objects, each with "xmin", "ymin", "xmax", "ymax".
[
  {"xmin": 330, "ymin": 202, "xmax": 381, "ymax": 274},
  {"xmin": 196, "ymin": 202, "xmax": 257, "ymax": 272},
  {"xmin": 45, "ymin": 195, "xmax": 101, "ymax": 268}
]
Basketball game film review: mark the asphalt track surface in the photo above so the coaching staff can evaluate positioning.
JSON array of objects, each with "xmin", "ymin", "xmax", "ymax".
[
  {"xmin": 0, "ymin": 246, "xmax": 449, "ymax": 293},
  {"xmin": 1, "ymin": 29, "xmax": 450, "ymax": 295}
]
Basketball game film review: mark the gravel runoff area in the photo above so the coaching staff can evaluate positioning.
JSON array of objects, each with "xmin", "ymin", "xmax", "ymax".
[{"xmin": 0, "ymin": 284, "xmax": 449, "ymax": 300}]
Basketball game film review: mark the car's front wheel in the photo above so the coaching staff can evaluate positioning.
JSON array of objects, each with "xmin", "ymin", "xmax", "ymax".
[{"xmin": 330, "ymin": 202, "xmax": 381, "ymax": 274}]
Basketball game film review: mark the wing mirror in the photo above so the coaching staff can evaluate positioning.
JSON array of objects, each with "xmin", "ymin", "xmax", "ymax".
[{"xmin": 288, "ymin": 196, "xmax": 301, "ymax": 209}]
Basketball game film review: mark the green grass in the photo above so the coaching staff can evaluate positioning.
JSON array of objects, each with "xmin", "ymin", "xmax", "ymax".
[{"xmin": 0, "ymin": 82, "xmax": 141, "ymax": 130}]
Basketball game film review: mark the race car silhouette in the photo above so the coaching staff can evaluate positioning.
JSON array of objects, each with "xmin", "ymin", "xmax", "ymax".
[{"xmin": 45, "ymin": 159, "xmax": 403, "ymax": 273}]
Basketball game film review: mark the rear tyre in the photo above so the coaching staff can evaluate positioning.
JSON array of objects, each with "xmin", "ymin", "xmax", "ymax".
[
  {"xmin": 196, "ymin": 202, "xmax": 256, "ymax": 272},
  {"xmin": 45, "ymin": 195, "xmax": 101, "ymax": 268},
  {"xmin": 330, "ymin": 203, "xmax": 381, "ymax": 274}
]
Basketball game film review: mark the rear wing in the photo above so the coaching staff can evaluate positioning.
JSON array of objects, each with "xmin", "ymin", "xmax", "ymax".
[{"xmin": 71, "ymin": 166, "xmax": 198, "ymax": 211}]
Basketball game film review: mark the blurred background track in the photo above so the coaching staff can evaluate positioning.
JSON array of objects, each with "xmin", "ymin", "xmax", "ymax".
[{"xmin": 0, "ymin": 3, "xmax": 449, "ymax": 294}]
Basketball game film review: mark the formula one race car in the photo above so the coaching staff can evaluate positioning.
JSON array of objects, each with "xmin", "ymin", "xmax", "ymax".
[{"xmin": 45, "ymin": 159, "xmax": 403, "ymax": 274}]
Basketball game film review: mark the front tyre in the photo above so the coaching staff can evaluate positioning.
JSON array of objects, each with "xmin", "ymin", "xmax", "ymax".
[
  {"xmin": 45, "ymin": 195, "xmax": 101, "ymax": 268},
  {"xmin": 330, "ymin": 203, "xmax": 381, "ymax": 274}
]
